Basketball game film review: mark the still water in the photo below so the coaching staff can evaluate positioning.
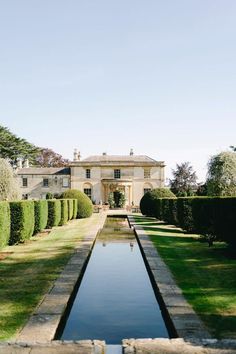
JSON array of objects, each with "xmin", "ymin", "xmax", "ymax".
[{"xmin": 61, "ymin": 217, "xmax": 168, "ymax": 344}]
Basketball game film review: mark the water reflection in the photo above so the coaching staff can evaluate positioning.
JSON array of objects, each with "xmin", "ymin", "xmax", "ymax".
[{"xmin": 61, "ymin": 217, "xmax": 168, "ymax": 343}]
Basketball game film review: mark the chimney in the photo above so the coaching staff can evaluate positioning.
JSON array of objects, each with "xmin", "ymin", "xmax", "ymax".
[
  {"xmin": 23, "ymin": 159, "xmax": 29, "ymax": 168},
  {"xmin": 17, "ymin": 158, "xmax": 23, "ymax": 169},
  {"xmin": 130, "ymin": 148, "xmax": 134, "ymax": 156},
  {"xmin": 73, "ymin": 149, "xmax": 81, "ymax": 161},
  {"xmin": 73, "ymin": 148, "xmax": 78, "ymax": 161}
]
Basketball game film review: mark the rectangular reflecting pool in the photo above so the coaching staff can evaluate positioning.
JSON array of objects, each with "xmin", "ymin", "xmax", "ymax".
[{"xmin": 60, "ymin": 217, "xmax": 169, "ymax": 344}]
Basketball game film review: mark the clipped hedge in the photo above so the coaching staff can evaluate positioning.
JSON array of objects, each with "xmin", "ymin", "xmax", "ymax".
[
  {"xmin": 177, "ymin": 197, "xmax": 195, "ymax": 233},
  {"xmin": 62, "ymin": 189, "xmax": 93, "ymax": 218},
  {"xmin": 73, "ymin": 199, "xmax": 78, "ymax": 219},
  {"xmin": 9, "ymin": 201, "xmax": 35, "ymax": 245},
  {"xmin": 68, "ymin": 199, "xmax": 74, "ymax": 220},
  {"xmin": 60, "ymin": 199, "xmax": 69, "ymax": 225},
  {"xmin": 0, "ymin": 201, "xmax": 10, "ymax": 248},
  {"xmin": 47, "ymin": 200, "xmax": 61, "ymax": 228},
  {"xmin": 149, "ymin": 196, "xmax": 236, "ymax": 249},
  {"xmin": 140, "ymin": 188, "xmax": 176, "ymax": 216},
  {"xmin": 34, "ymin": 200, "xmax": 48, "ymax": 234}
]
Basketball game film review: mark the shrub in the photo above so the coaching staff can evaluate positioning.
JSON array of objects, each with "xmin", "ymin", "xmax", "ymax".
[
  {"xmin": 168, "ymin": 198, "xmax": 178, "ymax": 225},
  {"xmin": 60, "ymin": 199, "xmax": 69, "ymax": 225},
  {"xmin": 192, "ymin": 197, "xmax": 215, "ymax": 236},
  {"xmin": 47, "ymin": 200, "xmax": 61, "ymax": 228},
  {"xmin": 0, "ymin": 201, "xmax": 10, "ymax": 248},
  {"xmin": 0, "ymin": 158, "xmax": 21, "ymax": 201},
  {"xmin": 62, "ymin": 189, "xmax": 93, "ymax": 218},
  {"xmin": 161, "ymin": 198, "xmax": 170, "ymax": 223},
  {"xmin": 140, "ymin": 188, "xmax": 176, "ymax": 216},
  {"xmin": 68, "ymin": 199, "xmax": 74, "ymax": 220},
  {"xmin": 161, "ymin": 198, "xmax": 178, "ymax": 224},
  {"xmin": 73, "ymin": 199, "xmax": 78, "ymax": 219},
  {"xmin": 153, "ymin": 198, "xmax": 163, "ymax": 220},
  {"xmin": 177, "ymin": 197, "xmax": 195, "ymax": 233},
  {"xmin": 211, "ymin": 198, "xmax": 236, "ymax": 247},
  {"xmin": 34, "ymin": 200, "xmax": 48, "ymax": 234},
  {"xmin": 9, "ymin": 201, "xmax": 35, "ymax": 245}
]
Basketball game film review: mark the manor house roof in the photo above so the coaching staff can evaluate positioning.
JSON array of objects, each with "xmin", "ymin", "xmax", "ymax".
[
  {"xmin": 74, "ymin": 155, "xmax": 165, "ymax": 166},
  {"xmin": 17, "ymin": 167, "xmax": 70, "ymax": 175}
]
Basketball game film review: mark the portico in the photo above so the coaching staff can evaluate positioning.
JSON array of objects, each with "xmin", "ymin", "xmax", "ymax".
[{"xmin": 102, "ymin": 179, "xmax": 133, "ymax": 205}]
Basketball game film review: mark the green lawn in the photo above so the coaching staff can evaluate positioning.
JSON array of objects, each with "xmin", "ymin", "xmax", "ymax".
[
  {"xmin": 134, "ymin": 216, "xmax": 236, "ymax": 339},
  {"xmin": 0, "ymin": 214, "xmax": 100, "ymax": 340}
]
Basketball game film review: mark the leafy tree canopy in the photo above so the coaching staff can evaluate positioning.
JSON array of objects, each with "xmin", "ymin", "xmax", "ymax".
[
  {"xmin": 0, "ymin": 125, "xmax": 39, "ymax": 165},
  {"xmin": 206, "ymin": 151, "xmax": 236, "ymax": 196},
  {"xmin": 0, "ymin": 125, "xmax": 69, "ymax": 167},
  {"xmin": 169, "ymin": 162, "xmax": 198, "ymax": 197},
  {"xmin": 34, "ymin": 148, "xmax": 69, "ymax": 167},
  {"xmin": 0, "ymin": 158, "xmax": 21, "ymax": 201}
]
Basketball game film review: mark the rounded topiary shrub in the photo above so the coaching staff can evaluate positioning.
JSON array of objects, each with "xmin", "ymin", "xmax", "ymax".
[
  {"xmin": 9, "ymin": 201, "xmax": 35, "ymax": 245},
  {"xmin": 140, "ymin": 188, "xmax": 176, "ymax": 217},
  {"xmin": 47, "ymin": 200, "xmax": 61, "ymax": 228},
  {"xmin": 34, "ymin": 200, "xmax": 48, "ymax": 234},
  {"xmin": 62, "ymin": 189, "xmax": 93, "ymax": 218},
  {"xmin": 59, "ymin": 199, "xmax": 69, "ymax": 225}
]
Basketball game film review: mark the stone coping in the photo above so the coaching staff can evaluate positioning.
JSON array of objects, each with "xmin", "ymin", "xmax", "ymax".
[
  {"xmin": 127, "ymin": 215, "xmax": 211, "ymax": 340},
  {"xmin": 122, "ymin": 338, "xmax": 236, "ymax": 354},
  {"xmin": 0, "ymin": 340, "xmax": 105, "ymax": 354}
]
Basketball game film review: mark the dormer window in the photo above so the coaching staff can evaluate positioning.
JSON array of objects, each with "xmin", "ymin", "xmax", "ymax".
[{"xmin": 114, "ymin": 169, "xmax": 121, "ymax": 179}]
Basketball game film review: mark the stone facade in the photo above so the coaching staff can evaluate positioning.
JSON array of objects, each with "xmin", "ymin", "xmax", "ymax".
[
  {"xmin": 17, "ymin": 167, "xmax": 71, "ymax": 200},
  {"xmin": 17, "ymin": 152, "xmax": 165, "ymax": 205}
]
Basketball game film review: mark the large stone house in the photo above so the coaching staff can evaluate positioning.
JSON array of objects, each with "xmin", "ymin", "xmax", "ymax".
[{"xmin": 17, "ymin": 150, "xmax": 165, "ymax": 206}]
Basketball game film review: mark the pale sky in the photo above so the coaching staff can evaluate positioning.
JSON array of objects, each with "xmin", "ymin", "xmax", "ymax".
[{"xmin": 0, "ymin": 0, "xmax": 235, "ymax": 183}]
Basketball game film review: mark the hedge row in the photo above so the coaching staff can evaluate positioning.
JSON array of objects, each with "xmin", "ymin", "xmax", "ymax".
[
  {"xmin": 0, "ymin": 201, "xmax": 11, "ymax": 248},
  {"xmin": 144, "ymin": 196, "xmax": 236, "ymax": 248},
  {"xmin": 0, "ymin": 198, "xmax": 78, "ymax": 248}
]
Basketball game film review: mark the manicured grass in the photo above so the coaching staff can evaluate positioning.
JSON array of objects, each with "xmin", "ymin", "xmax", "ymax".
[
  {"xmin": 0, "ymin": 214, "xmax": 101, "ymax": 340},
  {"xmin": 134, "ymin": 216, "xmax": 236, "ymax": 339}
]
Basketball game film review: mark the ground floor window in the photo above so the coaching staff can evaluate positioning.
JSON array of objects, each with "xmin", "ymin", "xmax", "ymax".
[
  {"xmin": 43, "ymin": 178, "xmax": 49, "ymax": 187},
  {"xmin": 84, "ymin": 188, "xmax": 92, "ymax": 199}
]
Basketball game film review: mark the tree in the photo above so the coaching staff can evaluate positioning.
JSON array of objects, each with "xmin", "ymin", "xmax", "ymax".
[
  {"xmin": 0, "ymin": 158, "xmax": 21, "ymax": 201},
  {"xmin": 169, "ymin": 162, "xmax": 198, "ymax": 196},
  {"xmin": 34, "ymin": 148, "xmax": 69, "ymax": 167},
  {"xmin": 0, "ymin": 125, "xmax": 39, "ymax": 166},
  {"xmin": 206, "ymin": 151, "xmax": 236, "ymax": 196}
]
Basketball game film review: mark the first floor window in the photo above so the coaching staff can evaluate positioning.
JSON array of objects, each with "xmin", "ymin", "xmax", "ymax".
[
  {"xmin": 144, "ymin": 188, "xmax": 151, "ymax": 195},
  {"xmin": 43, "ymin": 178, "xmax": 49, "ymax": 187},
  {"xmin": 86, "ymin": 169, "xmax": 91, "ymax": 178},
  {"xmin": 84, "ymin": 188, "xmax": 92, "ymax": 199},
  {"xmin": 144, "ymin": 168, "xmax": 151, "ymax": 179},
  {"xmin": 114, "ymin": 169, "xmax": 121, "ymax": 179},
  {"xmin": 22, "ymin": 177, "xmax": 28, "ymax": 187}
]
